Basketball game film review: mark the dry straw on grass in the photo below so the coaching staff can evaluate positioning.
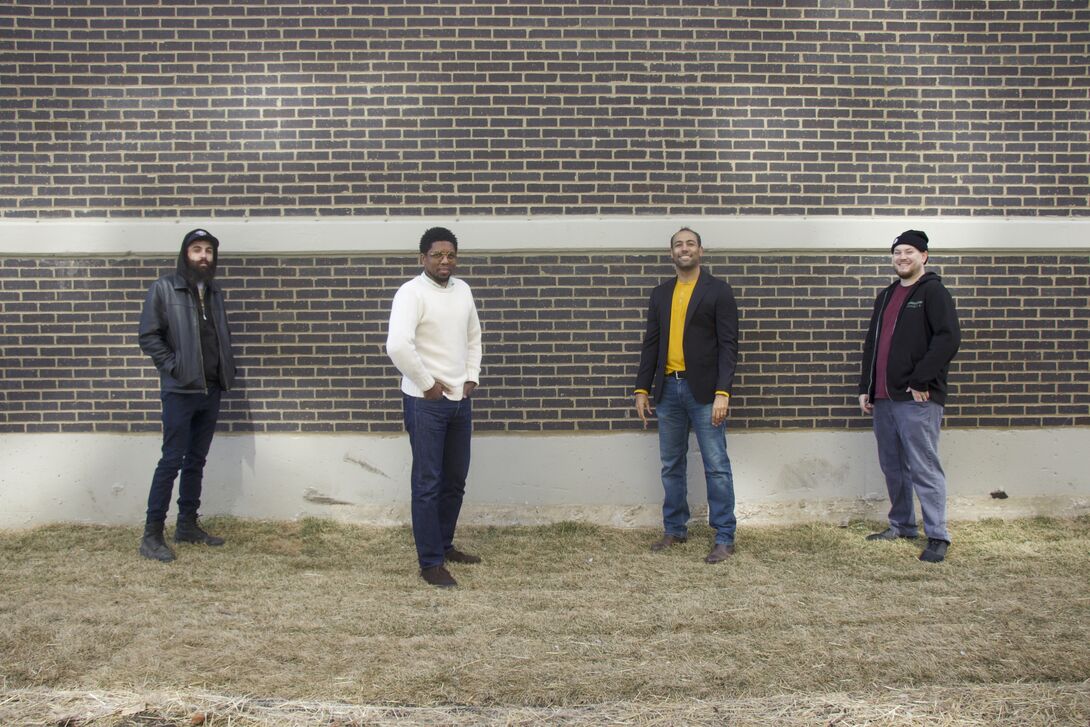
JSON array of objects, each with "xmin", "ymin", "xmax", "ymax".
[
  {"xmin": 2, "ymin": 517, "xmax": 1089, "ymax": 725},
  {"xmin": 1, "ymin": 683, "xmax": 1088, "ymax": 726}
]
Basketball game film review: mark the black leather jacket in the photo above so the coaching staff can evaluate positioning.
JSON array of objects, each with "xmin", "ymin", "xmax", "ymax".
[{"xmin": 138, "ymin": 272, "xmax": 237, "ymax": 394}]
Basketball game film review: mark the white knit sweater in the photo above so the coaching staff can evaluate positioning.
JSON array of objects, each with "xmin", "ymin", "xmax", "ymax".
[{"xmin": 385, "ymin": 273, "xmax": 482, "ymax": 400}]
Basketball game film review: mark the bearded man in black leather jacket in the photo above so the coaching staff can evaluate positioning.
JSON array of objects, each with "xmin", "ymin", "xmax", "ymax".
[{"xmin": 137, "ymin": 228, "xmax": 237, "ymax": 562}]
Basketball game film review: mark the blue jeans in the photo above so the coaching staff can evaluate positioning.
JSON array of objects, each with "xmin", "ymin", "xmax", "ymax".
[
  {"xmin": 403, "ymin": 395, "xmax": 472, "ymax": 569},
  {"xmin": 872, "ymin": 398, "xmax": 950, "ymax": 542},
  {"xmin": 655, "ymin": 377, "xmax": 736, "ymax": 545},
  {"xmin": 146, "ymin": 386, "xmax": 221, "ymax": 526}
]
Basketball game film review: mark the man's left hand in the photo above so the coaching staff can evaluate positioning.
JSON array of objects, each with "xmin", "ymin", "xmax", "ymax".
[
  {"xmin": 908, "ymin": 387, "xmax": 929, "ymax": 402},
  {"xmin": 712, "ymin": 394, "xmax": 730, "ymax": 427},
  {"xmin": 463, "ymin": 381, "xmax": 477, "ymax": 398}
]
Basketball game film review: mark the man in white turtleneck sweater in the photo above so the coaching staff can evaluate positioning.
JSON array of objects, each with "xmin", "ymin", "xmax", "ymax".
[{"xmin": 386, "ymin": 227, "xmax": 483, "ymax": 589}]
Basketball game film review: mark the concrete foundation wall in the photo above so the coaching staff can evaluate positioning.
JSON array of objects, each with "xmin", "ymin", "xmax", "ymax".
[{"xmin": 3, "ymin": 429, "xmax": 1087, "ymax": 530}]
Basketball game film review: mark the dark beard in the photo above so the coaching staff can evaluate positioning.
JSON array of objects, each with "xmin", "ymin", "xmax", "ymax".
[{"xmin": 184, "ymin": 258, "xmax": 214, "ymax": 285}]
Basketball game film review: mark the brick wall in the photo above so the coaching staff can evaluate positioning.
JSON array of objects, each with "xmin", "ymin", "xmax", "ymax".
[
  {"xmin": 2, "ymin": 251, "xmax": 1087, "ymax": 434},
  {"xmin": 2, "ymin": 3, "xmax": 1087, "ymax": 438},
  {"xmin": 1, "ymin": 1, "xmax": 1087, "ymax": 219}
]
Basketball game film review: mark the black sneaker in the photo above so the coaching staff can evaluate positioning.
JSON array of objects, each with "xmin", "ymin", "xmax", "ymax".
[
  {"xmin": 865, "ymin": 527, "xmax": 917, "ymax": 541},
  {"xmin": 139, "ymin": 524, "xmax": 176, "ymax": 562},
  {"xmin": 174, "ymin": 517, "xmax": 225, "ymax": 546},
  {"xmin": 421, "ymin": 565, "xmax": 458, "ymax": 588},
  {"xmin": 919, "ymin": 538, "xmax": 949, "ymax": 563}
]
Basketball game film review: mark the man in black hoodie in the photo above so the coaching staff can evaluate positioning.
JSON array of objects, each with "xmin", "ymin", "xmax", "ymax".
[
  {"xmin": 137, "ymin": 228, "xmax": 237, "ymax": 562},
  {"xmin": 858, "ymin": 230, "xmax": 960, "ymax": 563}
]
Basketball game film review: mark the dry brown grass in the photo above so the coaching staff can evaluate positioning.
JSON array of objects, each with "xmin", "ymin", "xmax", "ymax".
[
  {"xmin": 1, "ymin": 683, "xmax": 1088, "ymax": 726},
  {"xmin": 2, "ymin": 517, "xmax": 1089, "ymax": 725}
]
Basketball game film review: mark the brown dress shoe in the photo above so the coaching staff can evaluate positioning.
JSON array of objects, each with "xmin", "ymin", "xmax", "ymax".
[
  {"xmin": 704, "ymin": 543, "xmax": 735, "ymax": 563},
  {"xmin": 420, "ymin": 565, "xmax": 458, "ymax": 588},
  {"xmin": 445, "ymin": 547, "xmax": 481, "ymax": 564},
  {"xmin": 650, "ymin": 534, "xmax": 688, "ymax": 552}
]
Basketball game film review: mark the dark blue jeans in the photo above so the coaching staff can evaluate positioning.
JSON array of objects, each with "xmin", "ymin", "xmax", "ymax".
[
  {"xmin": 145, "ymin": 386, "xmax": 221, "ymax": 526},
  {"xmin": 403, "ymin": 394, "xmax": 472, "ymax": 569}
]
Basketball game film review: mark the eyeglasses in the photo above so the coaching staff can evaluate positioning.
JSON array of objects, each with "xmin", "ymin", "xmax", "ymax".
[{"xmin": 427, "ymin": 251, "xmax": 457, "ymax": 261}]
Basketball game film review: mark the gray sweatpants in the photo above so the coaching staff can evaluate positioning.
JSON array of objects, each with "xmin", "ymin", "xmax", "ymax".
[{"xmin": 872, "ymin": 398, "xmax": 951, "ymax": 542}]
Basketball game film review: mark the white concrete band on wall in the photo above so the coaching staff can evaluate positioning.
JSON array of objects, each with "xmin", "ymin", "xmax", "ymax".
[
  {"xmin": 1, "ymin": 430, "xmax": 1087, "ymax": 530},
  {"xmin": 2, "ymin": 216, "xmax": 1090, "ymax": 255}
]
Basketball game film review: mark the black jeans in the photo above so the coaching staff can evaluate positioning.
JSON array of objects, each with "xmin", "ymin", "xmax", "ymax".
[{"xmin": 145, "ymin": 386, "xmax": 221, "ymax": 526}]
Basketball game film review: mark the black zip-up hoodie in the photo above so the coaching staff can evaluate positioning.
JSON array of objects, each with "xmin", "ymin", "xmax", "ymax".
[{"xmin": 858, "ymin": 270, "xmax": 960, "ymax": 406}]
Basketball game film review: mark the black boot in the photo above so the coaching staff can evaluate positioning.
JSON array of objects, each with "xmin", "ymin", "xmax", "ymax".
[
  {"xmin": 139, "ymin": 523, "xmax": 176, "ymax": 562},
  {"xmin": 174, "ymin": 515, "xmax": 225, "ymax": 546}
]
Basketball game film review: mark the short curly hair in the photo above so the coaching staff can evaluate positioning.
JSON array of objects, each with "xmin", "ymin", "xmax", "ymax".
[{"xmin": 420, "ymin": 227, "xmax": 458, "ymax": 255}]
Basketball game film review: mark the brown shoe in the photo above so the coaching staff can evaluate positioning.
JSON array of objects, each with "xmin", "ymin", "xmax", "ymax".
[
  {"xmin": 704, "ymin": 543, "xmax": 735, "ymax": 563},
  {"xmin": 650, "ymin": 534, "xmax": 688, "ymax": 552},
  {"xmin": 420, "ymin": 565, "xmax": 458, "ymax": 588},
  {"xmin": 445, "ymin": 547, "xmax": 481, "ymax": 564}
]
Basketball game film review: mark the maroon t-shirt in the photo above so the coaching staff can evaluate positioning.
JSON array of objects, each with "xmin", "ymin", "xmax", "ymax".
[{"xmin": 874, "ymin": 283, "xmax": 914, "ymax": 399}]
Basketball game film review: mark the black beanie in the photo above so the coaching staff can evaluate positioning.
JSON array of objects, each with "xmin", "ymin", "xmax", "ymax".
[
  {"xmin": 182, "ymin": 228, "xmax": 220, "ymax": 252},
  {"xmin": 891, "ymin": 229, "xmax": 928, "ymax": 253}
]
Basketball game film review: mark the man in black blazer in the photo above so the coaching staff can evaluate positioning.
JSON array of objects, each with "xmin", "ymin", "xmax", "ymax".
[{"xmin": 634, "ymin": 227, "xmax": 740, "ymax": 563}]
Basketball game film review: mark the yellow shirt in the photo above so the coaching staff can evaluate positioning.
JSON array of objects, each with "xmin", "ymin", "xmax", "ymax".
[{"xmin": 665, "ymin": 277, "xmax": 697, "ymax": 374}]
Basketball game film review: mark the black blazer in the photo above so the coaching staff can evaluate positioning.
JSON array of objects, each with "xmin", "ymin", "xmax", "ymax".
[{"xmin": 634, "ymin": 269, "xmax": 739, "ymax": 405}]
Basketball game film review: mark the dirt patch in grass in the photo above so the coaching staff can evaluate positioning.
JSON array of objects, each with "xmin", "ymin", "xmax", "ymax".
[{"xmin": 2, "ymin": 517, "xmax": 1088, "ymax": 722}]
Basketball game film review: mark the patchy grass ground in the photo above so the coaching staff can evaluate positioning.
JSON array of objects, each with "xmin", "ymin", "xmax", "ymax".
[{"xmin": 1, "ymin": 517, "xmax": 1088, "ymax": 725}]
